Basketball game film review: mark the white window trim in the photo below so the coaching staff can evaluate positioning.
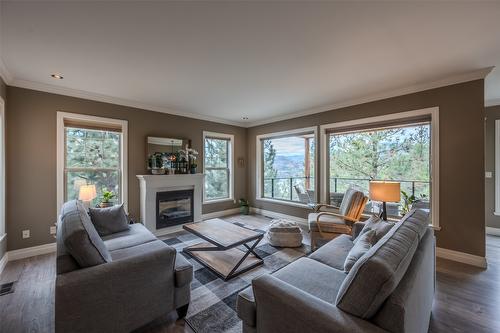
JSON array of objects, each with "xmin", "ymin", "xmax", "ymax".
[
  {"xmin": 56, "ymin": 112, "xmax": 128, "ymax": 214},
  {"xmin": 495, "ymin": 120, "xmax": 500, "ymax": 216},
  {"xmin": 255, "ymin": 126, "xmax": 319, "ymax": 208},
  {"xmin": 0, "ymin": 97, "xmax": 5, "ymax": 240},
  {"xmin": 320, "ymin": 106, "xmax": 440, "ymax": 229},
  {"xmin": 203, "ymin": 131, "xmax": 235, "ymax": 204}
]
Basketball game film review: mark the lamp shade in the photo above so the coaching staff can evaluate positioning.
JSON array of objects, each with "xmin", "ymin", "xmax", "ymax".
[
  {"xmin": 79, "ymin": 184, "xmax": 97, "ymax": 202},
  {"xmin": 369, "ymin": 181, "xmax": 401, "ymax": 202}
]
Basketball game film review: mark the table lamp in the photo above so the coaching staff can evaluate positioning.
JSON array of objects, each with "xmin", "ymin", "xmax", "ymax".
[
  {"xmin": 79, "ymin": 184, "xmax": 97, "ymax": 209},
  {"xmin": 369, "ymin": 181, "xmax": 401, "ymax": 220}
]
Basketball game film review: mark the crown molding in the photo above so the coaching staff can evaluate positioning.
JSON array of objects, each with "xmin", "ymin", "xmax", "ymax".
[
  {"xmin": 246, "ymin": 67, "xmax": 495, "ymax": 127},
  {"xmin": 0, "ymin": 56, "xmax": 13, "ymax": 85},
  {"xmin": 10, "ymin": 78, "xmax": 246, "ymax": 127},
  {"xmin": 2, "ymin": 65, "xmax": 494, "ymax": 128},
  {"xmin": 486, "ymin": 98, "xmax": 500, "ymax": 107}
]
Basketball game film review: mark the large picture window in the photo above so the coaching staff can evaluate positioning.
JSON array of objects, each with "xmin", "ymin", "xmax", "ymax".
[
  {"xmin": 57, "ymin": 113, "xmax": 128, "ymax": 213},
  {"xmin": 321, "ymin": 107, "xmax": 439, "ymax": 227},
  {"xmin": 203, "ymin": 131, "xmax": 234, "ymax": 202},
  {"xmin": 256, "ymin": 127, "xmax": 317, "ymax": 206}
]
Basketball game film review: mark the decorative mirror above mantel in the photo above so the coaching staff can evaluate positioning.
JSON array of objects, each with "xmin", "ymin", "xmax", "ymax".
[{"xmin": 147, "ymin": 136, "xmax": 195, "ymax": 174}]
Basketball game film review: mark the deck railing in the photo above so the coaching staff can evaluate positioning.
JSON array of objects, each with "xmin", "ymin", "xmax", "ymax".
[{"xmin": 263, "ymin": 176, "xmax": 430, "ymax": 202}]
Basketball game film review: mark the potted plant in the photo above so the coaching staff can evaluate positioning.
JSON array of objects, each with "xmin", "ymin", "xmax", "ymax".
[
  {"xmin": 190, "ymin": 163, "xmax": 197, "ymax": 174},
  {"xmin": 99, "ymin": 190, "xmax": 116, "ymax": 208},
  {"xmin": 148, "ymin": 153, "xmax": 165, "ymax": 175},
  {"xmin": 401, "ymin": 191, "xmax": 427, "ymax": 216},
  {"xmin": 239, "ymin": 198, "xmax": 250, "ymax": 215}
]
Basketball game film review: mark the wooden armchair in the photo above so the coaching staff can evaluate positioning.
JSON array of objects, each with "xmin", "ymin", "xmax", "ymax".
[{"xmin": 308, "ymin": 188, "xmax": 368, "ymax": 250}]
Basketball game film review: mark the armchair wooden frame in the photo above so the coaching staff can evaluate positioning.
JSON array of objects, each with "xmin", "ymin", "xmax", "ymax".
[{"xmin": 310, "ymin": 197, "xmax": 368, "ymax": 250}]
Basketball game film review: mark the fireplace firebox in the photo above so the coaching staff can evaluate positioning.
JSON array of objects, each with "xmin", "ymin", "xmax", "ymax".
[{"xmin": 156, "ymin": 189, "xmax": 194, "ymax": 229}]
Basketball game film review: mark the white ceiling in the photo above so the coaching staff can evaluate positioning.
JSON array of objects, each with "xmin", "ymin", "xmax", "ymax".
[{"xmin": 1, "ymin": 1, "xmax": 499, "ymax": 127}]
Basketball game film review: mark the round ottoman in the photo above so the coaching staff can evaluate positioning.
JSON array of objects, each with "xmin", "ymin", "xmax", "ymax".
[{"xmin": 266, "ymin": 219, "xmax": 303, "ymax": 247}]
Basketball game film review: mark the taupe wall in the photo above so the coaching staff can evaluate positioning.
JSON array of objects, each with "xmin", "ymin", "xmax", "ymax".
[
  {"xmin": 0, "ymin": 76, "xmax": 6, "ymax": 259},
  {"xmin": 485, "ymin": 105, "xmax": 500, "ymax": 229},
  {"xmin": 248, "ymin": 80, "xmax": 486, "ymax": 257},
  {"xmin": 5, "ymin": 87, "xmax": 247, "ymax": 251}
]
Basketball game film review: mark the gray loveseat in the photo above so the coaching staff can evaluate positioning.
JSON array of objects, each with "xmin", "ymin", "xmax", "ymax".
[
  {"xmin": 55, "ymin": 200, "xmax": 193, "ymax": 333},
  {"xmin": 237, "ymin": 209, "xmax": 435, "ymax": 333}
]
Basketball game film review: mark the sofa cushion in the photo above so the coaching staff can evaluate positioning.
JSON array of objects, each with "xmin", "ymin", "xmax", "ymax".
[
  {"xmin": 336, "ymin": 209, "xmax": 430, "ymax": 318},
  {"xmin": 174, "ymin": 253, "xmax": 194, "ymax": 287},
  {"xmin": 354, "ymin": 215, "xmax": 394, "ymax": 244},
  {"xmin": 344, "ymin": 229, "xmax": 376, "ymax": 273},
  {"xmin": 308, "ymin": 234, "xmax": 354, "ymax": 270},
  {"xmin": 60, "ymin": 200, "xmax": 112, "ymax": 268},
  {"xmin": 237, "ymin": 257, "xmax": 346, "ymax": 328},
  {"xmin": 102, "ymin": 223, "xmax": 156, "ymax": 251},
  {"xmin": 109, "ymin": 239, "xmax": 170, "ymax": 261},
  {"xmin": 272, "ymin": 257, "xmax": 346, "ymax": 304},
  {"xmin": 89, "ymin": 204, "xmax": 130, "ymax": 236}
]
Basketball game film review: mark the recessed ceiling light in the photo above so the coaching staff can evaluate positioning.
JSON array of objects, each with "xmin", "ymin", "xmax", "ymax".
[
  {"xmin": 51, "ymin": 74, "xmax": 64, "ymax": 79},
  {"xmin": 242, "ymin": 116, "xmax": 249, "ymax": 120}
]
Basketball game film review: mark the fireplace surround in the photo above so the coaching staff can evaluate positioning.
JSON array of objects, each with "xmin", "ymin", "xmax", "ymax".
[{"xmin": 137, "ymin": 174, "xmax": 203, "ymax": 235}]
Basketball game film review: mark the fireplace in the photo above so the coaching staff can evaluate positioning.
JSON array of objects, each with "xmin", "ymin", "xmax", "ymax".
[{"xmin": 156, "ymin": 189, "xmax": 194, "ymax": 229}]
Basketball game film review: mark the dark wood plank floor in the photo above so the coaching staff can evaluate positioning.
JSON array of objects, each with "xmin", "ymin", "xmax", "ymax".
[{"xmin": 1, "ymin": 215, "xmax": 499, "ymax": 333}]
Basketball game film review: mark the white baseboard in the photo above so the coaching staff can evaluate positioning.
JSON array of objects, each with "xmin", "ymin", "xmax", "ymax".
[
  {"xmin": 436, "ymin": 247, "xmax": 487, "ymax": 269},
  {"xmin": 202, "ymin": 207, "xmax": 241, "ymax": 220},
  {"xmin": 0, "ymin": 253, "xmax": 8, "ymax": 276},
  {"xmin": 486, "ymin": 227, "xmax": 500, "ymax": 236},
  {"xmin": 250, "ymin": 207, "xmax": 308, "ymax": 227},
  {"xmin": 7, "ymin": 242, "xmax": 57, "ymax": 262}
]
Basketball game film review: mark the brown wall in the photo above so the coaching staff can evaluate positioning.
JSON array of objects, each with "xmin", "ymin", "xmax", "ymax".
[
  {"xmin": 0, "ymin": 76, "xmax": 6, "ymax": 259},
  {"xmin": 485, "ymin": 105, "xmax": 500, "ymax": 229},
  {"xmin": 248, "ymin": 80, "xmax": 486, "ymax": 257},
  {"xmin": 5, "ymin": 87, "xmax": 247, "ymax": 251}
]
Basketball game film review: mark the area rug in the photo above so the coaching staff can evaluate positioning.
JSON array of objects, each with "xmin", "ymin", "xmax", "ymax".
[{"xmin": 162, "ymin": 218, "xmax": 310, "ymax": 333}]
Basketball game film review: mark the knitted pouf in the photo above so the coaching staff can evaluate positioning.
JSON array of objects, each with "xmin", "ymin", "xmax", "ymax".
[{"xmin": 266, "ymin": 219, "xmax": 303, "ymax": 248}]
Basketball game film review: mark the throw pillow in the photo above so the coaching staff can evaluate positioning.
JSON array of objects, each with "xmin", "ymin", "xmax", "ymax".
[
  {"xmin": 344, "ymin": 229, "xmax": 376, "ymax": 273},
  {"xmin": 354, "ymin": 215, "xmax": 394, "ymax": 245},
  {"xmin": 89, "ymin": 204, "xmax": 130, "ymax": 236},
  {"xmin": 61, "ymin": 200, "xmax": 112, "ymax": 267}
]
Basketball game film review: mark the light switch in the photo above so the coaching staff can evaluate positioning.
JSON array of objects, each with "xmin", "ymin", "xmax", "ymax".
[{"xmin": 486, "ymin": 171, "xmax": 493, "ymax": 178}]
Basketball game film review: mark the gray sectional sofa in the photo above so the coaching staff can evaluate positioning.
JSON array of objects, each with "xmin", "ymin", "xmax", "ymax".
[
  {"xmin": 237, "ymin": 209, "xmax": 435, "ymax": 333},
  {"xmin": 55, "ymin": 200, "xmax": 193, "ymax": 333}
]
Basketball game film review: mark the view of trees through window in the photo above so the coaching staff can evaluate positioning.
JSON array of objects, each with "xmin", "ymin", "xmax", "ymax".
[
  {"xmin": 65, "ymin": 127, "xmax": 121, "ymax": 207},
  {"xmin": 204, "ymin": 137, "xmax": 230, "ymax": 200},
  {"xmin": 262, "ymin": 134, "xmax": 315, "ymax": 203},
  {"xmin": 329, "ymin": 123, "xmax": 431, "ymax": 210}
]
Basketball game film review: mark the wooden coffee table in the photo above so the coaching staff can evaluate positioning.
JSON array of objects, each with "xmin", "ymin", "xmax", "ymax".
[{"xmin": 182, "ymin": 218, "xmax": 264, "ymax": 281}]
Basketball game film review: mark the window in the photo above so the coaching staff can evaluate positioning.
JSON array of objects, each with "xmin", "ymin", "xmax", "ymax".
[
  {"xmin": 321, "ymin": 107, "xmax": 439, "ymax": 228},
  {"xmin": 57, "ymin": 112, "xmax": 128, "ymax": 213},
  {"xmin": 0, "ymin": 97, "xmax": 4, "ymax": 240},
  {"xmin": 256, "ymin": 127, "xmax": 317, "ymax": 206},
  {"xmin": 203, "ymin": 131, "xmax": 234, "ymax": 202}
]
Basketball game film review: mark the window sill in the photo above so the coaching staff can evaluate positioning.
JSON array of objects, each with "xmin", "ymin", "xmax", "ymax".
[
  {"xmin": 203, "ymin": 198, "xmax": 235, "ymax": 205},
  {"xmin": 256, "ymin": 197, "xmax": 311, "ymax": 209}
]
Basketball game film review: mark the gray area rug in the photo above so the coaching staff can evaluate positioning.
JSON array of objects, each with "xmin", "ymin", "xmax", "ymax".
[{"xmin": 162, "ymin": 219, "xmax": 310, "ymax": 333}]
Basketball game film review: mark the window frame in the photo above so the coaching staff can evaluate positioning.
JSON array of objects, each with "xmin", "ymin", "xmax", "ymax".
[
  {"xmin": 0, "ymin": 97, "xmax": 5, "ymax": 242},
  {"xmin": 202, "ymin": 131, "xmax": 234, "ymax": 204},
  {"xmin": 255, "ymin": 126, "xmax": 318, "ymax": 208},
  {"xmin": 57, "ymin": 112, "xmax": 128, "ymax": 214},
  {"xmin": 495, "ymin": 119, "xmax": 500, "ymax": 216},
  {"xmin": 320, "ymin": 106, "xmax": 440, "ymax": 229}
]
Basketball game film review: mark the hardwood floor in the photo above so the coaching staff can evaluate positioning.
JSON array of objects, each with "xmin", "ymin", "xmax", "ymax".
[{"xmin": 1, "ymin": 215, "xmax": 499, "ymax": 333}]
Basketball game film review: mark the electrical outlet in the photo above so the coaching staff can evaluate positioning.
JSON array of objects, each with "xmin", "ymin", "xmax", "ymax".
[
  {"xmin": 22, "ymin": 230, "xmax": 30, "ymax": 239},
  {"xmin": 50, "ymin": 226, "xmax": 57, "ymax": 235},
  {"xmin": 486, "ymin": 171, "xmax": 493, "ymax": 178}
]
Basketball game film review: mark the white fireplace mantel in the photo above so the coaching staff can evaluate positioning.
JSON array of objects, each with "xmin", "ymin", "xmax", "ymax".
[{"xmin": 137, "ymin": 174, "xmax": 204, "ymax": 236}]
